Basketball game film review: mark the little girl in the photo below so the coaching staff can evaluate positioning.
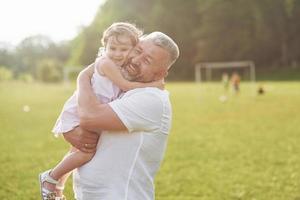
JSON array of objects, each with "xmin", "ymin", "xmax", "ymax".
[{"xmin": 39, "ymin": 22, "xmax": 161, "ymax": 200}]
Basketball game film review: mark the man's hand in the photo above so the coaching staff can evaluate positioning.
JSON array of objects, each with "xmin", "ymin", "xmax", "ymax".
[
  {"xmin": 63, "ymin": 127, "xmax": 99, "ymax": 153},
  {"xmin": 77, "ymin": 63, "xmax": 95, "ymax": 82}
]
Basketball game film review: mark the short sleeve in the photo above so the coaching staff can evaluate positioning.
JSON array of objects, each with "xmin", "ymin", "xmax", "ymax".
[{"xmin": 108, "ymin": 91, "xmax": 164, "ymax": 133}]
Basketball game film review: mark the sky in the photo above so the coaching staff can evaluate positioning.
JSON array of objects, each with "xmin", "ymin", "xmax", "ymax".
[{"xmin": 0, "ymin": 0, "xmax": 104, "ymax": 46}]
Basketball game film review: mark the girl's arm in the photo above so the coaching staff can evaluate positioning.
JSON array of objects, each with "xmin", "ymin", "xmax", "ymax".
[{"xmin": 97, "ymin": 58, "xmax": 164, "ymax": 91}]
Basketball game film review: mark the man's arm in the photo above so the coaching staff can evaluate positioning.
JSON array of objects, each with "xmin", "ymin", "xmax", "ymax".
[{"xmin": 77, "ymin": 63, "xmax": 127, "ymax": 132}]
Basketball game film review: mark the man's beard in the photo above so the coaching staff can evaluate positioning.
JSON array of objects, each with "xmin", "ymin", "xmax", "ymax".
[{"xmin": 121, "ymin": 58, "xmax": 142, "ymax": 82}]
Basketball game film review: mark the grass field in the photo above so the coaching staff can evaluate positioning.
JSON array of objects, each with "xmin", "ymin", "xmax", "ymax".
[{"xmin": 0, "ymin": 81, "xmax": 300, "ymax": 200}]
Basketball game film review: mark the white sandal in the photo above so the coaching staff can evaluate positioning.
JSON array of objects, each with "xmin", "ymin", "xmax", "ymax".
[{"xmin": 39, "ymin": 170, "xmax": 67, "ymax": 200}]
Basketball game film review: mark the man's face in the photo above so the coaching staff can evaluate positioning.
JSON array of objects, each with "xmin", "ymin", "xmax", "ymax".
[{"xmin": 121, "ymin": 39, "xmax": 170, "ymax": 83}]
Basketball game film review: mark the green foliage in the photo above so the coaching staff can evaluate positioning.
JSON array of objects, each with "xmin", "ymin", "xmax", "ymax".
[
  {"xmin": 0, "ymin": 66, "xmax": 13, "ymax": 81},
  {"xmin": 1, "ymin": 0, "xmax": 300, "ymax": 80},
  {"xmin": 36, "ymin": 59, "xmax": 63, "ymax": 82},
  {"xmin": 0, "ymin": 35, "xmax": 70, "ymax": 77},
  {"xmin": 0, "ymin": 45, "xmax": 16, "ymax": 71},
  {"xmin": 1, "ymin": 82, "xmax": 300, "ymax": 199},
  {"xmin": 18, "ymin": 73, "xmax": 34, "ymax": 83},
  {"xmin": 67, "ymin": 0, "xmax": 300, "ymax": 80}
]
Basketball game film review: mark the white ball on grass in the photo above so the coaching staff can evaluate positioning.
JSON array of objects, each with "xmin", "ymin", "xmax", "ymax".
[
  {"xmin": 219, "ymin": 95, "xmax": 227, "ymax": 103},
  {"xmin": 23, "ymin": 105, "xmax": 30, "ymax": 112}
]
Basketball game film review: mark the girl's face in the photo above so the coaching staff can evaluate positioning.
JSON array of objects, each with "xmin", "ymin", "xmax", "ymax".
[{"xmin": 105, "ymin": 35, "xmax": 134, "ymax": 66}]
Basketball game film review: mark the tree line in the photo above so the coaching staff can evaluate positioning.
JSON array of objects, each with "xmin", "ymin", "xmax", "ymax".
[{"xmin": 1, "ymin": 0, "xmax": 300, "ymax": 81}]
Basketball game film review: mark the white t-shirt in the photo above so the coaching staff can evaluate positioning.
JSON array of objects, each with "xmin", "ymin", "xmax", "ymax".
[{"xmin": 73, "ymin": 87, "xmax": 172, "ymax": 200}]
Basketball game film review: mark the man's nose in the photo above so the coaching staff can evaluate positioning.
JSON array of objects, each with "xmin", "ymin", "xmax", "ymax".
[
  {"xmin": 131, "ymin": 53, "xmax": 143, "ymax": 65},
  {"xmin": 131, "ymin": 56, "xmax": 141, "ymax": 66}
]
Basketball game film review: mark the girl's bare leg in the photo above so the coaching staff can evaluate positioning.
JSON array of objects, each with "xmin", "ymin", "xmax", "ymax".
[
  {"xmin": 55, "ymin": 171, "xmax": 72, "ymax": 197},
  {"xmin": 55, "ymin": 147, "xmax": 76, "ymax": 197},
  {"xmin": 43, "ymin": 147, "xmax": 94, "ymax": 193}
]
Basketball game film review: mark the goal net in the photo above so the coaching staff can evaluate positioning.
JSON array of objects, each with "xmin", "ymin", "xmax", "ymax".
[{"xmin": 195, "ymin": 61, "xmax": 256, "ymax": 82}]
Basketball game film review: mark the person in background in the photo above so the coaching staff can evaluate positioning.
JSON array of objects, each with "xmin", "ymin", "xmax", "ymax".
[{"xmin": 231, "ymin": 72, "xmax": 241, "ymax": 94}]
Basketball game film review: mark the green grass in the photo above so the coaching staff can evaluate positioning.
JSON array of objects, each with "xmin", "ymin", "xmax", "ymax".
[{"xmin": 0, "ymin": 81, "xmax": 300, "ymax": 200}]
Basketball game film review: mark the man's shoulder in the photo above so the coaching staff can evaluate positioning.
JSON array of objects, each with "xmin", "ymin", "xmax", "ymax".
[
  {"xmin": 124, "ymin": 87, "xmax": 169, "ymax": 99},
  {"xmin": 117, "ymin": 87, "xmax": 171, "ymax": 112}
]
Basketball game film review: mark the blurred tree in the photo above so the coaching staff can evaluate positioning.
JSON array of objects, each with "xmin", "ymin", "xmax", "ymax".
[
  {"xmin": 36, "ymin": 59, "xmax": 63, "ymax": 82},
  {"xmin": 1, "ymin": 0, "xmax": 300, "ymax": 81},
  {"xmin": 18, "ymin": 73, "xmax": 34, "ymax": 83},
  {"xmin": 68, "ymin": 0, "xmax": 201, "ymax": 80},
  {"xmin": 288, "ymin": 0, "xmax": 300, "ymax": 66},
  {"xmin": 13, "ymin": 35, "xmax": 70, "ymax": 77},
  {"xmin": 0, "ymin": 66, "xmax": 13, "ymax": 81},
  {"xmin": 16, "ymin": 35, "xmax": 53, "ymax": 75},
  {"xmin": 0, "ymin": 43, "xmax": 16, "ymax": 72},
  {"xmin": 149, "ymin": 0, "xmax": 201, "ymax": 80}
]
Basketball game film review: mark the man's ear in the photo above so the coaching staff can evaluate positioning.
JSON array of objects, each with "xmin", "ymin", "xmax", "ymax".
[
  {"xmin": 164, "ymin": 71, "xmax": 169, "ymax": 77},
  {"xmin": 161, "ymin": 69, "xmax": 168, "ymax": 78}
]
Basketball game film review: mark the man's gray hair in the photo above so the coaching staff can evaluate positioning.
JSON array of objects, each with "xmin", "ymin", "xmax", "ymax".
[{"xmin": 142, "ymin": 32, "xmax": 179, "ymax": 67}]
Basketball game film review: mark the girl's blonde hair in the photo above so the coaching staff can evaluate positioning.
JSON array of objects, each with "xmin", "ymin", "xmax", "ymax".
[{"xmin": 101, "ymin": 22, "xmax": 143, "ymax": 47}]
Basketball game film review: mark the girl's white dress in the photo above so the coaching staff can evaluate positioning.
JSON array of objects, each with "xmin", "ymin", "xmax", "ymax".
[{"xmin": 52, "ymin": 63, "xmax": 122, "ymax": 136}]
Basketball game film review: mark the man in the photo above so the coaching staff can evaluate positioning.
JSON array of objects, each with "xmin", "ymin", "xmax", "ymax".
[{"xmin": 63, "ymin": 32, "xmax": 179, "ymax": 200}]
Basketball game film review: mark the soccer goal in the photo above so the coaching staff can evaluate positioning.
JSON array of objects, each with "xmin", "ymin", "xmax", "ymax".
[{"xmin": 195, "ymin": 61, "xmax": 256, "ymax": 82}]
